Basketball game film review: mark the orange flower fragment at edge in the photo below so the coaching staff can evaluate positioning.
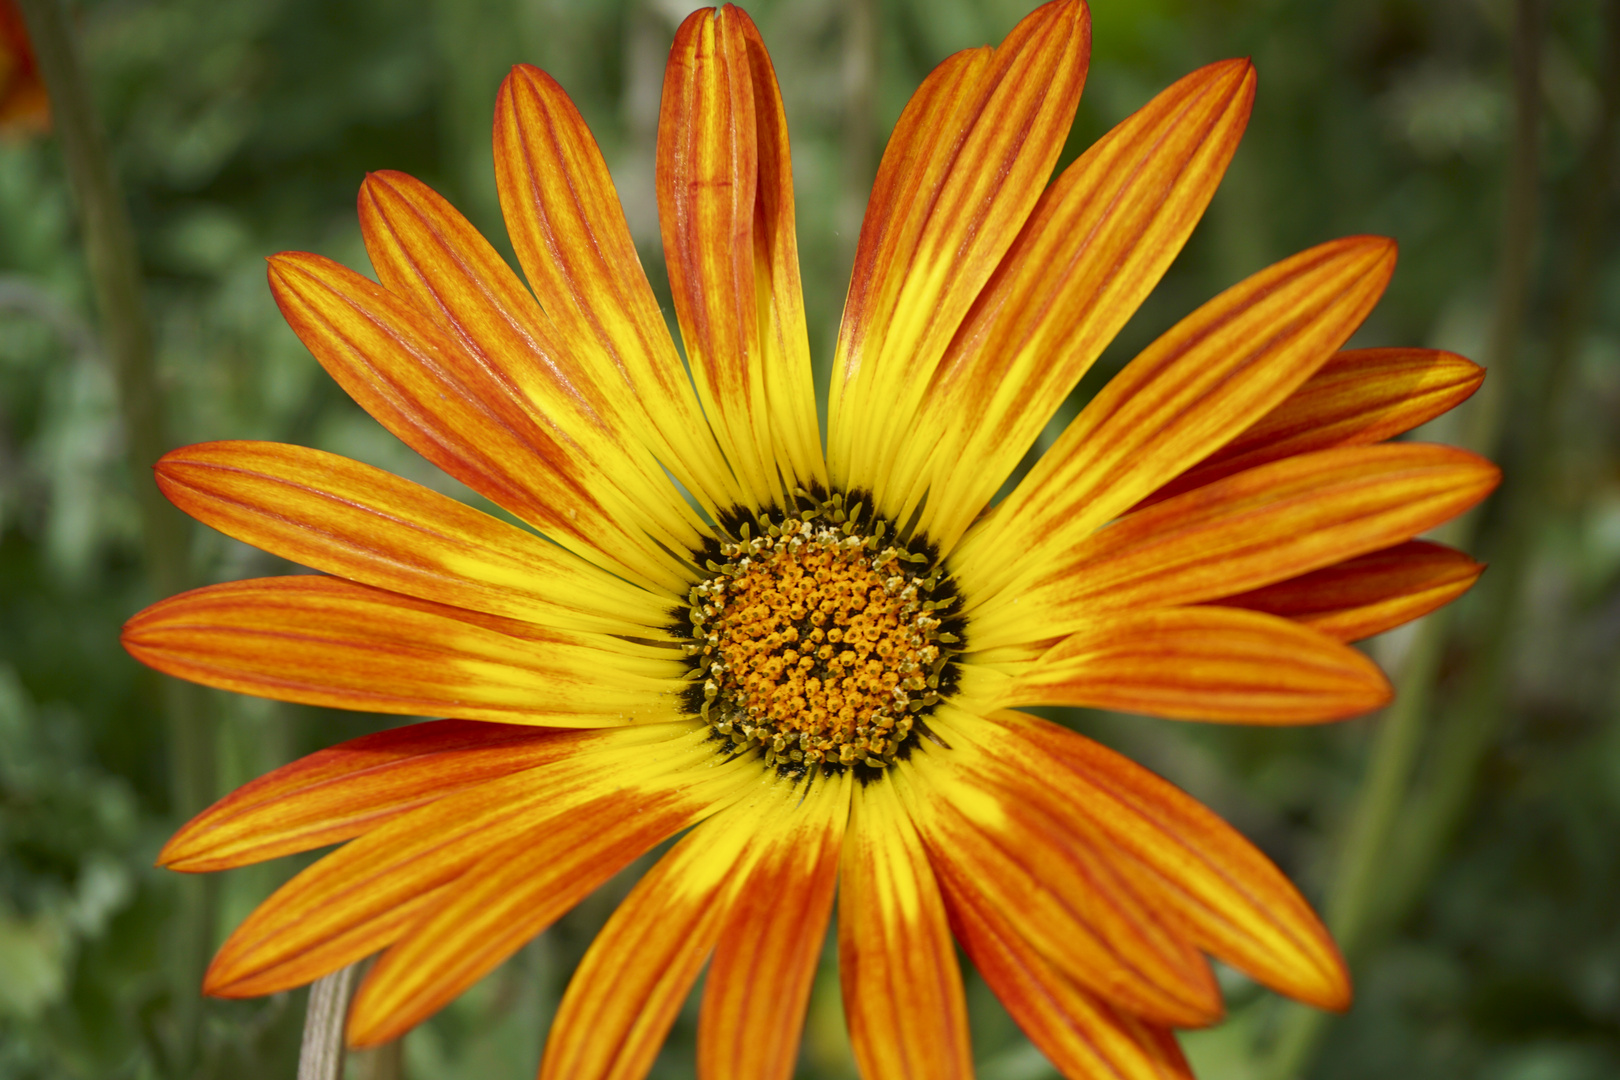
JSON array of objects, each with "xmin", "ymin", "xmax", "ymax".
[
  {"xmin": 0, "ymin": 0, "xmax": 49, "ymax": 136},
  {"xmin": 122, "ymin": 3, "xmax": 1499, "ymax": 1078}
]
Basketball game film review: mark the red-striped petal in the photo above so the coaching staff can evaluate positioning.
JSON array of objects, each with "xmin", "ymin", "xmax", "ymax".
[
  {"xmin": 122, "ymin": 576, "xmax": 681, "ymax": 725},
  {"xmin": 159, "ymin": 720, "xmax": 571, "ymax": 872},
  {"xmin": 154, "ymin": 440, "xmax": 670, "ymax": 637},
  {"xmin": 494, "ymin": 63, "xmax": 740, "ymax": 512},
  {"xmin": 905, "ymin": 58, "xmax": 1256, "ymax": 549},
  {"xmin": 829, "ymin": 0, "xmax": 1090, "ymax": 510},
  {"xmin": 1004, "ymin": 606, "xmax": 1392, "ymax": 724},
  {"xmin": 969, "ymin": 443, "xmax": 1499, "ymax": 653},
  {"xmin": 955, "ymin": 235, "xmax": 1397, "ymax": 604},
  {"xmin": 839, "ymin": 777, "xmax": 973, "ymax": 1080},
  {"xmin": 657, "ymin": 5, "xmax": 823, "ymax": 506},
  {"xmin": 1147, "ymin": 347, "xmax": 1485, "ymax": 506},
  {"xmin": 1221, "ymin": 539, "xmax": 1485, "ymax": 641}
]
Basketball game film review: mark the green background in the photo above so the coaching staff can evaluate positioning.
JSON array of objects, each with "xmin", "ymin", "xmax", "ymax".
[{"xmin": 1, "ymin": 0, "xmax": 1617, "ymax": 1077}]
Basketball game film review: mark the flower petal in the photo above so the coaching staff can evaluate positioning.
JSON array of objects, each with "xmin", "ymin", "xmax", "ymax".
[
  {"xmin": 122, "ymin": 576, "xmax": 682, "ymax": 725},
  {"xmin": 943, "ymin": 880, "xmax": 1193, "ymax": 1080},
  {"xmin": 903, "ymin": 58, "xmax": 1256, "ymax": 548},
  {"xmin": 969, "ymin": 443, "xmax": 1499, "ymax": 652},
  {"xmin": 902, "ymin": 712, "xmax": 1222, "ymax": 1028},
  {"xmin": 698, "ymin": 770, "xmax": 850, "ymax": 1080},
  {"xmin": 267, "ymin": 251, "xmax": 693, "ymax": 593},
  {"xmin": 494, "ymin": 63, "xmax": 740, "ymax": 512},
  {"xmin": 1146, "ymin": 347, "xmax": 1485, "ymax": 506},
  {"xmin": 155, "ymin": 441, "xmax": 671, "ymax": 638},
  {"xmin": 159, "ymin": 720, "xmax": 570, "ymax": 872},
  {"xmin": 955, "ymin": 235, "xmax": 1397, "ymax": 603},
  {"xmin": 1004, "ymin": 606, "xmax": 1392, "ymax": 724},
  {"xmin": 976, "ymin": 710, "xmax": 1350, "ymax": 1010},
  {"xmin": 657, "ymin": 5, "xmax": 823, "ymax": 507},
  {"xmin": 828, "ymin": 0, "xmax": 1090, "ymax": 509},
  {"xmin": 1221, "ymin": 539, "xmax": 1484, "ymax": 642},
  {"xmin": 357, "ymin": 169, "xmax": 705, "ymax": 542},
  {"xmin": 839, "ymin": 776, "xmax": 973, "ymax": 1080},
  {"xmin": 540, "ymin": 769, "xmax": 847, "ymax": 1080},
  {"xmin": 354, "ymin": 743, "xmax": 755, "ymax": 1049},
  {"xmin": 205, "ymin": 722, "xmax": 727, "ymax": 1000}
]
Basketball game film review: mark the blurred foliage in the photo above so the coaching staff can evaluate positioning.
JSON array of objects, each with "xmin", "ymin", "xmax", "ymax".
[{"xmin": 0, "ymin": 0, "xmax": 1618, "ymax": 1078}]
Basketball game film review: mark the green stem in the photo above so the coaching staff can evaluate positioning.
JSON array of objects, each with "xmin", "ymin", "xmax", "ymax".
[
  {"xmin": 1380, "ymin": 0, "xmax": 1620, "ymax": 932},
  {"xmin": 14, "ymin": 0, "xmax": 217, "ymax": 1071},
  {"xmin": 1260, "ymin": 2, "xmax": 1545, "ymax": 1076}
]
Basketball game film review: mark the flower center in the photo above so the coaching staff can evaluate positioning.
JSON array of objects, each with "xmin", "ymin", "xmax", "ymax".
[{"xmin": 684, "ymin": 495, "xmax": 960, "ymax": 775}]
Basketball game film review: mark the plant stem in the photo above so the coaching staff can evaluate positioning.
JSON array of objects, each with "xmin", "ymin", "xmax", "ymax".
[
  {"xmin": 1380, "ymin": 0, "xmax": 1620, "ymax": 932},
  {"xmin": 1259, "ymin": 2, "xmax": 1544, "ymax": 1076},
  {"xmin": 13, "ymin": 0, "xmax": 217, "ymax": 1071},
  {"xmin": 299, "ymin": 966, "xmax": 359, "ymax": 1080}
]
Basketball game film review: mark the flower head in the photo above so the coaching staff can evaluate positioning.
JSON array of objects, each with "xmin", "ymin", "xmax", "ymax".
[{"xmin": 125, "ymin": 3, "xmax": 1498, "ymax": 1077}]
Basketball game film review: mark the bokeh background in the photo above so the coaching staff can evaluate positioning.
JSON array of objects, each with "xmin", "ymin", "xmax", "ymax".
[{"xmin": 2, "ymin": 0, "xmax": 1618, "ymax": 1077}]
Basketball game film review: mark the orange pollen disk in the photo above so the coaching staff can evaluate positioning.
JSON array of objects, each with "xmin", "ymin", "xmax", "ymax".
[{"xmin": 688, "ymin": 515, "xmax": 950, "ymax": 771}]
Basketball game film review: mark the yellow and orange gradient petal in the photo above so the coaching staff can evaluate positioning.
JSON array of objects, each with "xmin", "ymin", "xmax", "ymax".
[{"xmin": 123, "ymin": 3, "xmax": 1500, "ymax": 1078}]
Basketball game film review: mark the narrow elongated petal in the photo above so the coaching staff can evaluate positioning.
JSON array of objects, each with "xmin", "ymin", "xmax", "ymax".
[
  {"xmin": 699, "ymin": 771, "xmax": 851, "ymax": 1080},
  {"xmin": 206, "ymin": 723, "xmax": 728, "ymax": 999},
  {"xmin": 536, "ymin": 813, "xmax": 751, "ymax": 1080},
  {"xmin": 357, "ymin": 170, "xmax": 704, "ymax": 543},
  {"xmin": 1222, "ymin": 539, "xmax": 1484, "ymax": 641},
  {"xmin": 122, "ymin": 576, "xmax": 682, "ymax": 725},
  {"xmin": 657, "ymin": 5, "xmax": 823, "ymax": 507},
  {"xmin": 901, "ymin": 724, "xmax": 1222, "ymax": 1027},
  {"xmin": 1147, "ymin": 347, "xmax": 1485, "ymax": 505},
  {"xmin": 969, "ymin": 443, "xmax": 1500, "ymax": 652},
  {"xmin": 943, "ymin": 882, "xmax": 1193, "ymax": 1080},
  {"xmin": 267, "ymin": 251, "xmax": 692, "ymax": 593},
  {"xmin": 350, "ymin": 743, "xmax": 753, "ymax": 1047},
  {"xmin": 971, "ymin": 710, "xmax": 1350, "ymax": 1009},
  {"xmin": 955, "ymin": 236, "xmax": 1397, "ymax": 603},
  {"xmin": 155, "ymin": 441, "xmax": 671, "ymax": 638},
  {"xmin": 828, "ymin": 0, "xmax": 1089, "ymax": 510},
  {"xmin": 159, "ymin": 720, "xmax": 570, "ymax": 872},
  {"xmin": 840, "ymin": 778, "xmax": 973, "ymax": 1080},
  {"xmin": 905, "ymin": 59, "xmax": 1256, "ymax": 547},
  {"xmin": 494, "ymin": 64, "xmax": 740, "ymax": 511},
  {"xmin": 1005, "ymin": 607, "xmax": 1391, "ymax": 723}
]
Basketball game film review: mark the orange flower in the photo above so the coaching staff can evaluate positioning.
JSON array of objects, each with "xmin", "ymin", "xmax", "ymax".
[
  {"xmin": 0, "ymin": 0, "xmax": 49, "ymax": 136},
  {"xmin": 124, "ymin": 3, "xmax": 1498, "ymax": 1077}
]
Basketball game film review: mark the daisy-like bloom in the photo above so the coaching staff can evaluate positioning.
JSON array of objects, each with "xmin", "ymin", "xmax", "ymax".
[
  {"xmin": 0, "ymin": 0, "xmax": 49, "ymax": 136},
  {"xmin": 124, "ymin": 3, "xmax": 1499, "ymax": 1077}
]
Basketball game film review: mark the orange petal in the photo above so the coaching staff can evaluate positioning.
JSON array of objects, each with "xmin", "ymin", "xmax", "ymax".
[
  {"xmin": 267, "ymin": 251, "xmax": 692, "ymax": 593},
  {"xmin": 1005, "ymin": 606, "xmax": 1392, "ymax": 724},
  {"xmin": 905, "ymin": 58, "xmax": 1256, "ymax": 549},
  {"xmin": 356, "ymin": 170, "xmax": 704, "ymax": 543},
  {"xmin": 540, "ymin": 770, "xmax": 848, "ymax": 1080},
  {"xmin": 839, "ymin": 776, "xmax": 973, "ymax": 1080},
  {"xmin": 828, "ymin": 0, "xmax": 1090, "ymax": 510},
  {"xmin": 698, "ymin": 770, "xmax": 850, "ymax": 1080},
  {"xmin": 901, "ymin": 724, "xmax": 1222, "ymax": 1028},
  {"xmin": 1221, "ymin": 539, "xmax": 1484, "ymax": 641},
  {"xmin": 494, "ymin": 64, "xmax": 740, "ymax": 512},
  {"xmin": 657, "ymin": 6, "xmax": 823, "ymax": 506},
  {"xmin": 122, "ymin": 576, "xmax": 682, "ymax": 725},
  {"xmin": 974, "ymin": 710, "xmax": 1351, "ymax": 1010},
  {"xmin": 205, "ymin": 722, "xmax": 724, "ymax": 1000},
  {"xmin": 956, "ymin": 235, "xmax": 1397, "ymax": 603},
  {"xmin": 155, "ymin": 440, "xmax": 670, "ymax": 638},
  {"xmin": 1147, "ymin": 347, "xmax": 1486, "ymax": 506},
  {"xmin": 969, "ymin": 442, "xmax": 1500, "ymax": 652},
  {"xmin": 942, "ymin": 878, "xmax": 1193, "ymax": 1080},
  {"xmin": 159, "ymin": 720, "xmax": 573, "ymax": 872}
]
